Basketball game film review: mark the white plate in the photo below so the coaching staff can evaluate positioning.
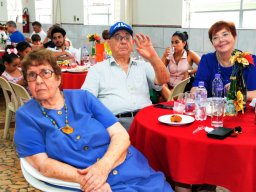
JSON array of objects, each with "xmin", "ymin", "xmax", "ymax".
[{"xmin": 158, "ymin": 114, "xmax": 195, "ymax": 126}]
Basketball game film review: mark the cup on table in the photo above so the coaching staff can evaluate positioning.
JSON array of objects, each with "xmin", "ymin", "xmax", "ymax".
[
  {"xmin": 173, "ymin": 93, "xmax": 185, "ymax": 114},
  {"xmin": 211, "ymin": 97, "xmax": 225, "ymax": 127},
  {"xmin": 184, "ymin": 92, "xmax": 195, "ymax": 115}
]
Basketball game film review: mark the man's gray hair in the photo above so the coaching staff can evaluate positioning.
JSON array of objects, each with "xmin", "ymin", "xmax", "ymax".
[{"xmin": 6, "ymin": 21, "xmax": 17, "ymax": 28}]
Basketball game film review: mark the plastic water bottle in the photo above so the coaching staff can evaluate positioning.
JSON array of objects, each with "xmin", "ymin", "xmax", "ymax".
[
  {"xmin": 195, "ymin": 81, "xmax": 208, "ymax": 121},
  {"xmin": 6, "ymin": 37, "xmax": 11, "ymax": 45},
  {"xmin": 212, "ymin": 73, "xmax": 223, "ymax": 97},
  {"xmin": 81, "ymin": 46, "xmax": 89, "ymax": 65}
]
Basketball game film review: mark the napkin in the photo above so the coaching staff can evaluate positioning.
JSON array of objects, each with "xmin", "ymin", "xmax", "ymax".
[{"xmin": 249, "ymin": 98, "xmax": 256, "ymax": 107}]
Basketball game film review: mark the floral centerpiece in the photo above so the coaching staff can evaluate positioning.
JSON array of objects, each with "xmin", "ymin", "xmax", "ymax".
[
  {"xmin": 226, "ymin": 50, "xmax": 254, "ymax": 115},
  {"xmin": 87, "ymin": 33, "xmax": 101, "ymax": 56}
]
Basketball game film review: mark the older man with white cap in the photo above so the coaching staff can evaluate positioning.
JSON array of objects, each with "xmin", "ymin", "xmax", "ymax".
[{"xmin": 82, "ymin": 21, "xmax": 170, "ymax": 130}]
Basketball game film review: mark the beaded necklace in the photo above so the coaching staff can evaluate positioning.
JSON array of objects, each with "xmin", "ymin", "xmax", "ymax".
[
  {"xmin": 216, "ymin": 53, "xmax": 232, "ymax": 86},
  {"xmin": 40, "ymin": 103, "xmax": 74, "ymax": 134}
]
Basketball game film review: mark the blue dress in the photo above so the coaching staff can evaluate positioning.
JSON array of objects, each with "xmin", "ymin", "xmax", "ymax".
[
  {"xmin": 14, "ymin": 90, "xmax": 173, "ymax": 192},
  {"xmin": 192, "ymin": 52, "xmax": 256, "ymax": 97}
]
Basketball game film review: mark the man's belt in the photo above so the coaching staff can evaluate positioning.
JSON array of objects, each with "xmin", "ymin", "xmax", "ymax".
[{"xmin": 115, "ymin": 110, "xmax": 140, "ymax": 118}]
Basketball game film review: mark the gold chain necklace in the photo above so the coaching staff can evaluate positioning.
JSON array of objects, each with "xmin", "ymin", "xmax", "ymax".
[{"xmin": 40, "ymin": 103, "xmax": 74, "ymax": 134}]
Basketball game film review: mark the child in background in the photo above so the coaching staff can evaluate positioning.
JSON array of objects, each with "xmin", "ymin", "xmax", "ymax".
[
  {"xmin": 16, "ymin": 41, "xmax": 32, "ymax": 61},
  {"xmin": 31, "ymin": 34, "xmax": 42, "ymax": 46},
  {"xmin": 1, "ymin": 45, "xmax": 24, "ymax": 85}
]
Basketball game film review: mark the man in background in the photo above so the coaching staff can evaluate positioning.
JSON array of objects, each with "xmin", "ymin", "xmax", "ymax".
[
  {"xmin": 26, "ymin": 21, "xmax": 46, "ymax": 43},
  {"xmin": 6, "ymin": 21, "xmax": 25, "ymax": 44}
]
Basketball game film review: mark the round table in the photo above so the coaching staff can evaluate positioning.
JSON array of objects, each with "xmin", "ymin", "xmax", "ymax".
[
  {"xmin": 61, "ymin": 71, "xmax": 88, "ymax": 89},
  {"xmin": 129, "ymin": 103, "xmax": 256, "ymax": 192}
]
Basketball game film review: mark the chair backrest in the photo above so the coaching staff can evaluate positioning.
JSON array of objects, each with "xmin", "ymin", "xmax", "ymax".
[
  {"xmin": 0, "ymin": 76, "xmax": 18, "ymax": 111},
  {"xmin": 167, "ymin": 77, "xmax": 191, "ymax": 101},
  {"xmin": 20, "ymin": 158, "xmax": 81, "ymax": 192},
  {"xmin": 9, "ymin": 82, "xmax": 31, "ymax": 107}
]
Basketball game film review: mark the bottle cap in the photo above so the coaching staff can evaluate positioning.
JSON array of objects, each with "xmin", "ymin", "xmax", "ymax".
[
  {"xmin": 198, "ymin": 81, "xmax": 204, "ymax": 87},
  {"xmin": 215, "ymin": 73, "xmax": 221, "ymax": 78}
]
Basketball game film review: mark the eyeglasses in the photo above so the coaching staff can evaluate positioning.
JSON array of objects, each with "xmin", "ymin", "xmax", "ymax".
[
  {"xmin": 27, "ymin": 69, "xmax": 54, "ymax": 82},
  {"xmin": 212, "ymin": 32, "xmax": 231, "ymax": 44},
  {"xmin": 112, "ymin": 34, "xmax": 132, "ymax": 42}
]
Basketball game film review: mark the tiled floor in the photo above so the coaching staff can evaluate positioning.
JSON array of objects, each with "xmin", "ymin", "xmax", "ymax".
[{"xmin": 0, "ymin": 91, "xmax": 230, "ymax": 192}]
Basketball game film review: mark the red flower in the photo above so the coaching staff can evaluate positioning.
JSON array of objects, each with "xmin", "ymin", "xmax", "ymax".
[{"xmin": 244, "ymin": 54, "xmax": 254, "ymax": 65}]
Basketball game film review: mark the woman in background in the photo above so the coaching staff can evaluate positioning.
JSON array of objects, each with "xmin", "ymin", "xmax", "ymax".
[{"xmin": 161, "ymin": 31, "xmax": 200, "ymax": 101}]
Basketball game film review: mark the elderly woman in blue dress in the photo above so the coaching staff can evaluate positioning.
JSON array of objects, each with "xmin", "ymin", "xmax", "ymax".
[{"xmin": 14, "ymin": 48, "xmax": 173, "ymax": 192}]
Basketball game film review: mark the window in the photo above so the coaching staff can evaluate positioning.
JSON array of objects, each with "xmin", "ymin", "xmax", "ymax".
[
  {"xmin": 7, "ymin": 0, "xmax": 22, "ymax": 22},
  {"xmin": 84, "ymin": 0, "xmax": 115, "ymax": 25},
  {"xmin": 184, "ymin": 0, "xmax": 256, "ymax": 29},
  {"xmin": 35, "ymin": 0, "xmax": 52, "ymax": 24}
]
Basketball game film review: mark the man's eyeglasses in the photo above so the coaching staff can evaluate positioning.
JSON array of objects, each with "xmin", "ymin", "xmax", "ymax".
[
  {"xmin": 112, "ymin": 34, "xmax": 132, "ymax": 42},
  {"xmin": 212, "ymin": 32, "xmax": 231, "ymax": 44},
  {"xmin": 27, "ymin": 69, "xmax": 54, "ymax": 82}
]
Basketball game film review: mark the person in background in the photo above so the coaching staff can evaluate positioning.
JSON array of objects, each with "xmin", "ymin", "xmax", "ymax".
[
  {"xmin": 31, "ymin": 34, "xmax": 42, "ymax": 46},
  {"xmin": 0, "ymin": 23, "xmax": 7, "ymax": 42},
  {"xmin": 102, "ymin": 29, "xmax": 112, "ymax": 57},
  {"xmin": 1, "ymin": 45, "xmax": 24, "ymax": 85},
  {"xmin": 43, "ymin": 24, "xmax": 72, "ymax": 48},
  {"xmin": 82, "ymin": 21, "xmax": 170, "ymax": 130},
  {"xmin": 47, "ymin": 27, "xmax": 78, "ymax": 62},
  {"xmin": 16, "ymin": 41, "xmax": 32, "ymax": 65},
  {"xmin": 26, "ymin": 21, "xmax": 46, "ymax": 43},
  {"xmin": 6, "ymin": 21, "xmax": 25, "ymax": 44},
  {"xmin": 191, "ymin": 20, "xmax": 256, "ymax": 101},
  {"xmin": 160, "ymin": 31, "xmax": 201, "ymax": 101},
  {"xmin": 14, "ymin": 48, "xmax": 173, "ymax": 192}
]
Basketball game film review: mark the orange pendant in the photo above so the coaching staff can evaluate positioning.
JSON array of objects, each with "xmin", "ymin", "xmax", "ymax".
[{"xmin": 61, "ymin": 125, "xmax": 74, "ymax": 134}]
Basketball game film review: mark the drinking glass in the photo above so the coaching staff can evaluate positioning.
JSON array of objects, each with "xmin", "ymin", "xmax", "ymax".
[
  {"xmin": 211, "ymin": 97, "xmax": 225, "ymax": 127},
  {"xmin": 166, "ymin": 46, "xmax": 175, "ymax": 60},
  {"xmin": 184, "ymin": 92, "xmax": 195, "ymax": 115}
]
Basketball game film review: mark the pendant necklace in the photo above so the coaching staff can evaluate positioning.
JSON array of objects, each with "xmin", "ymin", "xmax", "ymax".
[{"xmin": 40, "ymin": 103, "xmax": 74, "ymax": 134}]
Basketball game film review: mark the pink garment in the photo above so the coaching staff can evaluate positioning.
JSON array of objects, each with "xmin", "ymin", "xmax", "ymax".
[
  {"xmin": 167, "ymin": 50, "xmax": 191, "ymax": 87},
  {"xmin": 1, "ymin": 71, "xmax": 23, "ymax": 84}
]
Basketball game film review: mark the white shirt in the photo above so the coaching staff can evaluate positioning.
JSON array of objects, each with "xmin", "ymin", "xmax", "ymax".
[
  {"xmin": 81, "ymin": 57, "xmax": 161, "ymax": 115},
  {"xmin": 47, "ymin": 46, "xmax": 80, "ymax": 62},
  {"xmin": 30, "ymin": 30, "xmax": 47, "ymax": 42}
]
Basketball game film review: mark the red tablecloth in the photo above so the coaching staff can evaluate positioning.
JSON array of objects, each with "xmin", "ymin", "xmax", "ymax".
[
  {"xmin": 129, "ymin": 103, "xmax": 256, "ymax": 192},
  {"xmin": 61, "ymin": 71, "xmax": 88, "ymax": 89}
]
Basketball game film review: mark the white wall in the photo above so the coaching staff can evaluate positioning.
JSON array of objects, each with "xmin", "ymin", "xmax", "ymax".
[
  {"xmin": 60, "ymin": 0, "xmax": 84, "ymax": 24},
  {"xmin": 132, "ymin": 0, "xmax": 182, "ymax": 26},
  {"xmin": 0, "ymin": 0, "xmax": 8, "ymax": 23}
]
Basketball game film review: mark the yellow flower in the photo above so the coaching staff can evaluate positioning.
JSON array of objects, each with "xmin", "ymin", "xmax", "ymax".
[{"xmin": 234, "ymin": 90, "xmax": 244, "ymax": 113}]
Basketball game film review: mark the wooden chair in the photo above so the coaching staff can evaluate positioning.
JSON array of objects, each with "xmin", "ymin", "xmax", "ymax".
[
  {"xmin": 0, "ymin": 77, "xmax": 19, "ymax": 139},
  {"xmin": 167, "ymin": 77, "xmax": 191, "ymax": 101},
  {"xmin": 9, "ymin": 82, "xmax": 31, "ymax": 107},
  {"xmin": 20, "ymin": 158, "xmax": 81, "ymax": 192}
]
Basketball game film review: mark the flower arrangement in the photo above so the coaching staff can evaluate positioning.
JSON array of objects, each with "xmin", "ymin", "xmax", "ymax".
[
  {"xmin": 226, "ymin": 50, "xmax": 254, "ymax": 114},
  {"xmin": 87, "ymin": 33, "xmax": 101, "ymax": 44}
]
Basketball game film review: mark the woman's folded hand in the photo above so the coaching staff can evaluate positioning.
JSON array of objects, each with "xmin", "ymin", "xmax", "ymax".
[{"xmin": 77, "ymin": 160, "xmax": 111, "ymax": 192}]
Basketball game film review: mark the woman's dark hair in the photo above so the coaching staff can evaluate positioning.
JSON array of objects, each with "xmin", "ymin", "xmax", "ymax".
[
  {"xmin": 31, "ymin": 34, "xmax": 41, "ymax": 42},
  {"xmin": 2, "ymin": 45, "xmax": 19, "ymax": 64},
  {"xmin": 51, "ymin": 27, "xmax": 66, "ymax": 38},
  {"xmin": 102, "ymin": 29, "xmax": 110, "ymax": 40},
  {"xmin": 16, "ymin": 41, "xmax": 32, "ymax": 52},
  {"xmin": 172, "ymin": 31, "xmax": 189, "ymax": 51},
  {"xmin": 22, "ymin": 49, "xmax": 61, "ymax": 82},
  {"xmin": 208, "ymin": 20, "xmax": 237, "ymax": 43}
]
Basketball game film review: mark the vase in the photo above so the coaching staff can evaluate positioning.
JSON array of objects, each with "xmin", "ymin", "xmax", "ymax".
[
  {"xmin": 225, "ymin": 76, "xmax": 237, "ymax": 116},
  {"xmin": 236, "ymin": 69, "xmax": 247, "ymax": 111},
  {"xmin": 95, "ymin": 43, "xmax": 104, "ymax": 62}
]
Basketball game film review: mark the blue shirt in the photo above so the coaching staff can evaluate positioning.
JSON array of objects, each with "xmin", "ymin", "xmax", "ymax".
[
  {"xmin": 82, "ymin": 57, "xmax": 162, "ymax": 115},
  {"xmin": 14, "ymin": 90, "xmax": 172, "ymax": 191},
  {"xmin": 10, "ymin": 30, "xmax": 25, "ymax": 43},
  {"xmin": 192, "ymin": 52, "xmax": 256, "ymax": 97}
]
